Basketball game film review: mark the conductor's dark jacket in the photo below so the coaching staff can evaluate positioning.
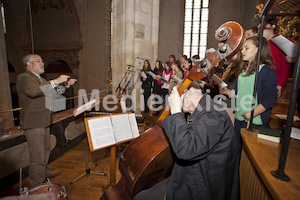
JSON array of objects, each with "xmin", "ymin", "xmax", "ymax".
[{"xmin": 163, "ymin": 94, "xmax": 240, "ymax": 200}]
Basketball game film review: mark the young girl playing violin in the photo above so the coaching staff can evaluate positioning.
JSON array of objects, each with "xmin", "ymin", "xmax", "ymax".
[{"xmin": 220, "ymin": 36, "xmax": 278, "ymax": 159}]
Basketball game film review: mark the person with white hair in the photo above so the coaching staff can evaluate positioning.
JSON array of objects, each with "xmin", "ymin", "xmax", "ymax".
[
  {"xmin": 16, "ymin": 54, "xmax": 77, "ymax": 186},
  {"xmin": 134, "ymin": 86, "xmax": 240, "ymax": 200}
]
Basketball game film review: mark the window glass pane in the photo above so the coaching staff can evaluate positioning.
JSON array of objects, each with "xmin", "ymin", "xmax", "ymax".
[
  {"xmin": 184, "ymin": 22, "xmax": 192, "ymax": 34},
  {"xmin": 192, "ymin": 46, "xmax": 198, "ymax": 52},
  {"xmin": 200, "ymin": 46, "xmax": 207, "ymax": 54},
  {"xmin": 185, "ymin": 9, "xmax": 192, "ymax": 21},
  {"xmin": 194, "ymin": 0, "xmax": 201, "ymax": 9},
  {"xmin": 200, "ymin": 46, "xmax": 207, "ymax": 60},
  {"xmin": 200, "ymin": 33, "xmax": 207, "ymax": 42},
  {"xmin": 203, "ymin": 0, "xmax": 209, "ymax": 8},
  {"xmin": 193, "ymin": 21, "xmax": 200, "ymax": 33},
  {"xmin": 185, "ymin": 0, "xmax": 193, "ymax": 9},
  {"xmin": 199, "ymin": 52, "xmax": 205, "ymax": 60},
  {"xmin": 200, "ymin": 37, "xmax": 207, "ymax": 46},
  {"xmin": 184, "ymin": 0, "xmax": 209, "ymax": 62},
  {"xmin": 201, "ymin": 8, "xmax": 209, "ymax": 21},
  {"xmin": 191, "ymin": 48, "xmax": 198, "ymax": 57},
  {"xmin": 183, "ymin": 47, "xmax": 190, "ymax": 56},
  {"xmin": 193, "ymin": 8, "xmax": 200, "ymax": 21},
  {"xmin": 184, "ymin": 34, "xmax": 191, "ymax": 46},
  {"xmin": 200, "ymin": 21, "xmax": 208, "ymax": 34},
  {"xmin": 192, "ymin": 34, "xmax": 199, "ymax": 46}
]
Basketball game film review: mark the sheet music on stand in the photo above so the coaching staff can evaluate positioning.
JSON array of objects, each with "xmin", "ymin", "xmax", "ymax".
[{"xmin": 84, "ymin": 112, "xmax": 140, "ymax": 151}]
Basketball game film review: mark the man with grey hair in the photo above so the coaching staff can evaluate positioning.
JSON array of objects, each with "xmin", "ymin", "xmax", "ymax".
[
  {"xmin": 135, "ymin": 86, "xmax": 240, "ymax": 200},
  {"xmin": 16, "ymin": 54, "xmax": 77, "ymax": 186}
]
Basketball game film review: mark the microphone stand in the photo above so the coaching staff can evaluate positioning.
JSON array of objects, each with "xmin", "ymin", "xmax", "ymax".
[
  {"xmin": 123, "ymin": 59, "xmax": 144, "ymax": 95},
  {"xmin": 115, "ymin": 65, "xmax": 134, "ymax": 93}
]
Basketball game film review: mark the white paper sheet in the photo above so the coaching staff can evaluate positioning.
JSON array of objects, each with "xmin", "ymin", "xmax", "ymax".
[
  {"xmin": 141, "ymin": 71, "xmax": 147, "ymax": 78},
  {"xmin": 74, "ymin": 99, "xmax": 97, "ymax": 116},
  {"xmin": 87, "ymin": 116, "xmax": 116, "ymax": 149},
  {"xmin": 111, "ymin": 114, "xmax": 133, "ymax": 142},
  {"xmin": 171, "ymin": 75, "xmax": 183, "ymax": 83},
  {"xmin": 291, "ymin": 127, "xmax": 300, "ymax": 140},
  {"xmin": 147, "ymin": 71, "xmax": 157, "ymax": 79},
  {"xmin": 128, "ymin": 113, "xmax": 140, "ymax": 138},
  {"xmin": 275, "ymin": 114, "xmax": 300, "ymax": 122},
  {"xmin": 271, "ymin": 35, "xmax": 298, "ymax": 57}
]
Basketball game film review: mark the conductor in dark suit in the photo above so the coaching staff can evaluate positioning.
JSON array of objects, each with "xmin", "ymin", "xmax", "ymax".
[{"xmin": 16, "ymin": 54, "xmax": 77, "ymax": 186}]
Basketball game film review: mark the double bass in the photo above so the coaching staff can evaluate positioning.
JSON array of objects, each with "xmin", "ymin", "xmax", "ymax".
[{"xmin": 101, "ymin": 21, "xmax": 245, "ymax": 200}]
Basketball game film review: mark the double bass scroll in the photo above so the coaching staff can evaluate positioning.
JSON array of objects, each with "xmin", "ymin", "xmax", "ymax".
[{"xmin": 101, "ymin": 21, "xmax": 244, "ymax": 200}]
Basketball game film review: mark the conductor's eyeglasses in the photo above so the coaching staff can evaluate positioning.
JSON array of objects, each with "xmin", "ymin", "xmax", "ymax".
[{"xmin": 30, "ymin": 60, "xmax": 44, "ymax": 64}]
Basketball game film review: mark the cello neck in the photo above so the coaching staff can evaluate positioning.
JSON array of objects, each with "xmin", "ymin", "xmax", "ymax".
[{"xmin": 157, "ymin": 78, "xmax": 194, "ymax": 121}]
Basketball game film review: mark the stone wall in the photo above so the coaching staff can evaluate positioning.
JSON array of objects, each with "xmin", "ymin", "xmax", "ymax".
[{"xmin": 112, "ymin": 0, "xmax": 160, "ymax": 112}]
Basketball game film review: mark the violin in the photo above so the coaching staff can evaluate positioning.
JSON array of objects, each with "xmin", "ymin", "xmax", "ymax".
[{"xmin": 101, "ymin": 21, "xmax": 244, "ymax": 200}]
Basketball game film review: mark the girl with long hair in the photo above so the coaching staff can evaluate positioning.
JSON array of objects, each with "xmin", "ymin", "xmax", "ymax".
[
  {"xmin": 220, "ymin": 36, "xmax": 278, "ymax": 159},
  {"xmin": 140, "ymin": 60, "xmax": 153, "ymax": 113},
  {"xmin": 152, "ymin": 60, "xmax": 164, "ymax": 116},
  {"xmin": 161, "ymin": 62, "xmax": 173, "ymax": 102},
  {"xmin": 169, "ymin": 61, "xmax": 183, "ymax": 93},
  {"xmin": 183, "ymin": 58, "xmax": 193, "ymax": 79}
]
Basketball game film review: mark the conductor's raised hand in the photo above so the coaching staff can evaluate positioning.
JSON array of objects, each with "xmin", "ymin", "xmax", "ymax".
[
  {"xmin": 53, "ymin": 75, "xmax": 70, "ymax": 84},
  {"xmin": 66, "ymin": 78, "xmax": 77, "ymax": 86},
  {"xmin": 168, "ymin": 86, "xmax": 182, "ymax": 114}
]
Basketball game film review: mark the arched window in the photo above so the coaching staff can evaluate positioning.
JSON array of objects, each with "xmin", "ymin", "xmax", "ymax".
[{"xmin": 183, "ymin": 0, "xmax": 209, "ymax": 60}]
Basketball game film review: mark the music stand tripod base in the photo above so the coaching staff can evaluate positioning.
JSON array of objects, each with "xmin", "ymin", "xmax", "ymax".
[{"xmin": 70, "ymin": 136, "xmax": 107, "ymax": 185}]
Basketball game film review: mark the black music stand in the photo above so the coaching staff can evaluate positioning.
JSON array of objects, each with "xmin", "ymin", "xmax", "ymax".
[{"xmin": 70, "ymin": 112, "xmax": 107, "ymax": 185}]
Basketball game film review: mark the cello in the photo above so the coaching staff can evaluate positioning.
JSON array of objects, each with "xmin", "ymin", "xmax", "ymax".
[{"xmin": 101, "ymin": 21, "xmax": 245, "ymax": 200}]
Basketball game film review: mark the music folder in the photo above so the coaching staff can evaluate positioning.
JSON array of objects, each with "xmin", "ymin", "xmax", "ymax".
[{"xmin": 84, "ymin": 112, "xmax": 140, "ymax": 151}]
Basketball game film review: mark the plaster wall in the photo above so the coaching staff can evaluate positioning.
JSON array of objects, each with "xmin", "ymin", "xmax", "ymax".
[
  {"xmin": 157, "ymin": 0, "xmax": 257, "ymax": 60},
  {"xmin": 112, "ymin": 0, "xmax": 159, "ymax": 112},
  {"xmin": 158, "ymin": 0, "xmax": 184, "ymax": 62},
  {"xmin": 77, "ymin": 0, "xmax": 111, "ymax": 93},
  {"xmin": 207, "ymin": 0, "xmax": 257, "ymax": 49}
]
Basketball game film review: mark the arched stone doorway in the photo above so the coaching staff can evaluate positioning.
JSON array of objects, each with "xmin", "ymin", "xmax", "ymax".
[{"xmin": 43, "ymin": 58, "xmax": 76, "ymax": 111}]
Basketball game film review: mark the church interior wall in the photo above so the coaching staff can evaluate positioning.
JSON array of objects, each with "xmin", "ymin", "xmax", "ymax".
[
  {"xmin": 158, "ymin": 0, "xmax": 185, "ymax": 62},
  {"xmin": 0, "ymin": 0, "xmax": 258, "ymax": 128},
  {"xmin": 207, "ymin": 0, "xmax": 257, "ymax": 49}
]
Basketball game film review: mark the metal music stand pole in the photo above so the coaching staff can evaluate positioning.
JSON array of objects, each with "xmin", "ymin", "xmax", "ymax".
[{"xmin": 70, "ymin": 112, "xmax": 106, "ymax": 185}]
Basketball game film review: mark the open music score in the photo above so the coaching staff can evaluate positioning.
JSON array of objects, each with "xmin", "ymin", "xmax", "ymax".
[{"xmin": 84, "ymin": 112, "xmax": 140, "ymax": 151}]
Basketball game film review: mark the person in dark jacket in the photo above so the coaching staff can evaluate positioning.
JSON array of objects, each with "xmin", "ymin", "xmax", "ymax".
[
  {"xmin": 134, "ymin": 86, "xmax": 240, "ymax": 200},
  {"xmin": 152, "ymin": 60, "xmax": 164, "ymax": 116},
  {"xmin": 140, "ymin": 60, "xmax": 153, "ymax": 113}
]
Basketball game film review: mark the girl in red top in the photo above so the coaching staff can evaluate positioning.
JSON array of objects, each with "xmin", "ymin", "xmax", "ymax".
[{"xmin": 161, "ymin": 62, "xmax": 173, "ymax": 102}]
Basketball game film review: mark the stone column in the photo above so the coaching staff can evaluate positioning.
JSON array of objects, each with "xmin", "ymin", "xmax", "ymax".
[
  {"xmin": 74, "ymin": 0, "xmax": 89, "ymax": 94},
  {"xmin": 0, "ymin": 12, "xmax": 14, "ymax": 129},
  {"xmin": 112, "ymin": 0, "xmax": 160, "ymax": 113}
]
